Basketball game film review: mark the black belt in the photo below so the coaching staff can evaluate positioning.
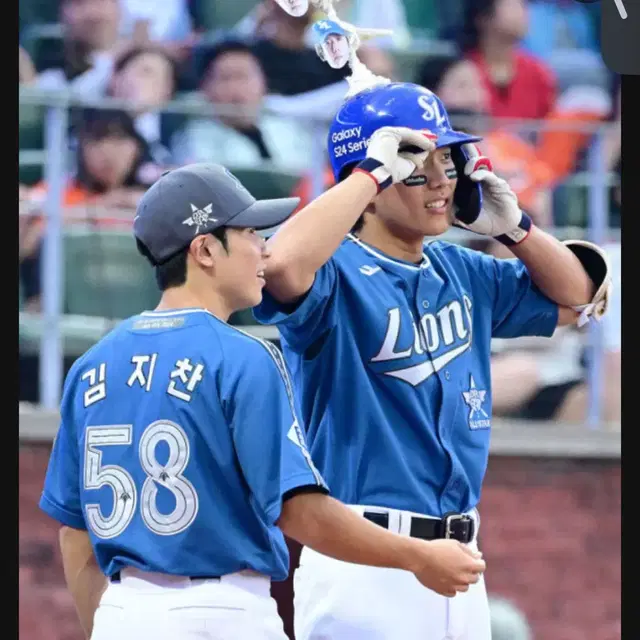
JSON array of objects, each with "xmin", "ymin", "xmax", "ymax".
[
  {"xmin": 364, "ymin": 511, "xmax": 475, "ymax": 544},
  {"xmin": 110, "ymin": 571, "xmax": 221, "ymax": 583}
]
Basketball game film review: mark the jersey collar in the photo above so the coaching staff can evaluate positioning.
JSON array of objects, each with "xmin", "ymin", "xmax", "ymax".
[
  {"xmin": 140, "ymin": 308, "xmax": 211, "ymax": 317},
  {"xmin": 347, "ymin": 234, "xmax": 432, "ymax": 273}
]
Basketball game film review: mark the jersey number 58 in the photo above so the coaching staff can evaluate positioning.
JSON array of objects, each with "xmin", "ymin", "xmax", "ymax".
[{"xmin": 83, "ymin": 421, "xmax": 199, "ymax": 539}]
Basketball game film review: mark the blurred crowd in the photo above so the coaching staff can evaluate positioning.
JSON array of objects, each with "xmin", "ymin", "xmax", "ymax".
[{"xmin": 19, "ymin": 0, "xmax": 620, "ymax": 427}]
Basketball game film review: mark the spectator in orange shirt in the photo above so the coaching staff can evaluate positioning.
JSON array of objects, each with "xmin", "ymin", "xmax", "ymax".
[
  {"xmin": 458, "ymin": 0, "xmax": 556, "ymax": 121},
  {"xmin": 19, "ymin": 108, "xmax": 163, "ymax": 311}
]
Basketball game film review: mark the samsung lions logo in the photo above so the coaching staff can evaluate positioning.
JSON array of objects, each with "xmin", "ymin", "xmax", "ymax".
[
  {"xmin": 371, "ymin": 296, "xmax": 473, "ymax": 386},
  {"xmin": 462, "ymin": 375, "xmax": 490, "ymax": 430},
  {"xmin": 183, "ymin": 203, "xmax": 216, "ymax": 234}
]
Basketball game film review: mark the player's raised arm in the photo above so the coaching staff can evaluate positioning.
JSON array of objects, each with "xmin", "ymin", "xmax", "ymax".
[
  {"xmin": 264, "ymin": 127, "xmax": 436, "ymax": 303},
  {"xmin": 453, "ymin": 145, "xmax": 612, "ymax": 329},
  {"xmin": 226, "ymin": 338, "xmax": 485, "ymax": 597}
]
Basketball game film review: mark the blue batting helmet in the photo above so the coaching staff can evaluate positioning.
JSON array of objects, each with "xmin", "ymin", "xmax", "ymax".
[{"xmin": 328, "ymin": 82, "xmax": 483, "ymax": 215}]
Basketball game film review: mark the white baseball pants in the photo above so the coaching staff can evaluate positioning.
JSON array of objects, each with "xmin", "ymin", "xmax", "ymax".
[
  {"xmin": 90, "ymin": 567, "xmax": 288, "ymax": 640},
  {"xmin": 293, "ymin": 507, "xmax": 491, "ymax": 640}
]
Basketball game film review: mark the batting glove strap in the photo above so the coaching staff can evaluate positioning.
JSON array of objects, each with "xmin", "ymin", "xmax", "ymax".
[
  {"xmin": 495, "ymin": 212, "xmax": 533, "ymax": 246},
  {"xmin": 354, "ymin": 158, "xmax": 393, "ymax": 193}
]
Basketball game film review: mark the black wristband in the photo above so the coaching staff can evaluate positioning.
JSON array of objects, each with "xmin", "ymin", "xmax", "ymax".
[
  {"xmin": 496, "ymin": 212, "xmax": 533, "ymax": 246},
  {"xmin": 354, "ymin": 158, "xmax": 393, "ymax": 192}
]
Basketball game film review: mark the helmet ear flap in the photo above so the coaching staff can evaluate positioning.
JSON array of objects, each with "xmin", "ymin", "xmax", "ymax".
[{"xmin": 450, "ymin": 145, "xmax": 483, "ymax": 224}]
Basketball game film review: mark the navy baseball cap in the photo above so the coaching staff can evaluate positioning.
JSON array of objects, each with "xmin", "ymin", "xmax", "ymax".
[{"xmin": 133, "ymin": 163, "xmax": 300, "ymax": 264}]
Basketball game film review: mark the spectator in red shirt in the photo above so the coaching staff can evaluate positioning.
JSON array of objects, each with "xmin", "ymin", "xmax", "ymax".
[{"xmin": 459, "ymin": 0, "xmax": 556, "ymax": 120}]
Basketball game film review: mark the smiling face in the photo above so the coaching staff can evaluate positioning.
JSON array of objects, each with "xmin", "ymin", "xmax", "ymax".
[
  {"xmin": 206, "ymin": 228, "xmax": 268, "ymax": 311},
  {"xmin": 371, "ymin": 147, "xmax": 458, "ymax": 238}
]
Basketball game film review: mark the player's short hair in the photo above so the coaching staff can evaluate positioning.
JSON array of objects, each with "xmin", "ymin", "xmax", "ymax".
[{"xmin": 136, "ymin": 227, "xmax": 229, "ymax": 290}]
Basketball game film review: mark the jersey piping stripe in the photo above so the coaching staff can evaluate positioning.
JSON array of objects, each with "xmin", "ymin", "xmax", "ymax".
[
  {"xmin": 347, "ymin": 234, "xmax": 431, "ymax": 271},
  {"xmin": 231, "ymin": 325, "xmax": 326, "ymax": 489}
]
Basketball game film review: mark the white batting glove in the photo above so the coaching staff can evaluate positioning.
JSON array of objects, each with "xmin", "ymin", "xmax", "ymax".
[
  {"xmin": 354, "ymin": 126, "xmax": 437, "ymax": 192},
  {"xmin": 453, "ymin": 144, "xmax": 533, "ymax": 246}
]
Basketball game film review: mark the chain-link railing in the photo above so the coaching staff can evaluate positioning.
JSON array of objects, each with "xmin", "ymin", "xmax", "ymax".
[{"xmin": 19, "ymin": 87, "xmax": 620, "ymax": 429}]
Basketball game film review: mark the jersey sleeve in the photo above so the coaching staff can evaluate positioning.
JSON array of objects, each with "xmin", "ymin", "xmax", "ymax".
[
  {"xmin": 38, "ymin": 370, "xmax": 86, "ymax": 530},
  {"xmin": 472, "ymin": 250, "xmax": 559, "ymax": 338},
  {"xmin": 252, "ymin": 259, "xmax": 339, "ymax": 353},
  {"xmin": 224, "ymin": 340, "xmax": 328, "ymax": 525}
]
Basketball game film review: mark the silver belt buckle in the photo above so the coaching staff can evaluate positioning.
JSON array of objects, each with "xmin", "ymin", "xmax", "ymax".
[{"xmin": 444, "ymin": 513, "xmax": 468, "ymax": 539}]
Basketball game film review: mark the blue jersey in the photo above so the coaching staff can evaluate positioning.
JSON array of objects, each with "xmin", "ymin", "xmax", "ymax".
[
  {"xmin": 254, "ymin": 235, "xmax": 558, "ymax": 516},
  {"xmin": 39, "ymin": 308, "xmax": 326, "ymax": 581}
]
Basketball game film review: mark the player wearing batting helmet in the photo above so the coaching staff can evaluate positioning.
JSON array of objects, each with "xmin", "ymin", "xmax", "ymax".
[
  {"xmin": 39, "ymin": 163, "xmax": 487, "ymax": 640},
  {"xmin": 254, "ymin": 76, "xmax": 612, "ymax": 639}
]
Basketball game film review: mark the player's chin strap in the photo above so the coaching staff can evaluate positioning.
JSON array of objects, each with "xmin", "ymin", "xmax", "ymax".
[{"xmin": 563, "ymin": 240, "xmax": 613, "ymax": 328}]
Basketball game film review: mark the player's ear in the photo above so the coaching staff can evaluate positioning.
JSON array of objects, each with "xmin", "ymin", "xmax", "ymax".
[{"xmin": 189, "ymin": 235, "xmax": 216, "ymax": 269}]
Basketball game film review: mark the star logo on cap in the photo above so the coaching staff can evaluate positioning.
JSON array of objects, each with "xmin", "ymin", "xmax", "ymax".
[{"xmin": 182, "ymin": 203, "xmax": 217, "ymax": 234}]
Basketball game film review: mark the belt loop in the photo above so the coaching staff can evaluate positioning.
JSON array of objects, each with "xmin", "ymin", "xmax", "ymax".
[
  {"xmin": 398, "ymin": 512, "xmax": 412, "ymax": 536},
  {"xmin": 387, "ymin": 510, "xmax": 401, "ymax": 534}
]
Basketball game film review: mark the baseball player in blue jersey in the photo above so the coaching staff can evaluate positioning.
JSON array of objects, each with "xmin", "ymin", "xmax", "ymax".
[
  {"xmin": 252, "ymin": 40, "xmax": 613, "ymax": 640},
  {"xmin": 38, "ymin": 163, "xmax": 486, "ymax": 640}
]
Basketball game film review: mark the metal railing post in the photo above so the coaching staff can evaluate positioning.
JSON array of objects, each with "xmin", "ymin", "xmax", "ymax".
[
  {"xmin": 39, "ymin": 105, "xmax": 68, "ymax": 410},
  {"xmin": 18, "ymin": 88, "xmax": 617, "ymax": 430}
]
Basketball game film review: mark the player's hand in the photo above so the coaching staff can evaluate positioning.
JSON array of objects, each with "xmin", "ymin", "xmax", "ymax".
[
  {"xmin": 453, "ymin": 144, "xmax": 532, "ymax": 247},
  {"xmin": 355, "ymin": 126, "xmax": 437, "ymax": 193},
  {"xmin": 410, "ymin": 539, "xmax": 486, "ymax": 597}
]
